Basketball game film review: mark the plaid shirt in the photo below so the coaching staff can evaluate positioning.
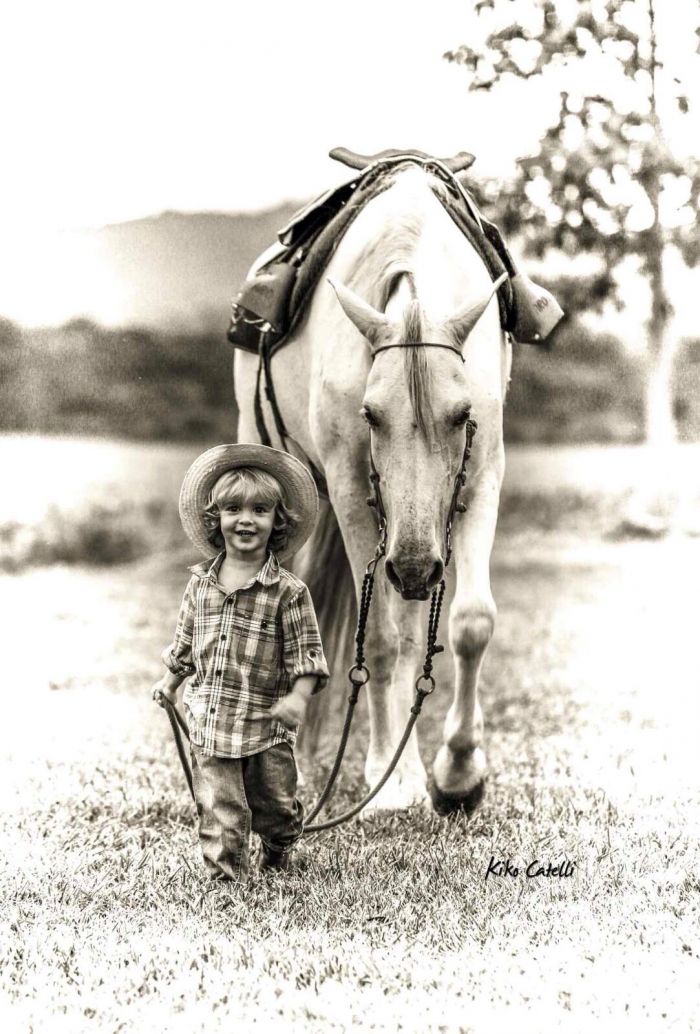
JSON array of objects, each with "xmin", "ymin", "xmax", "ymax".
[{"xmin": 162, "ymin": 552, "xmax": 329, "ymax": 758}]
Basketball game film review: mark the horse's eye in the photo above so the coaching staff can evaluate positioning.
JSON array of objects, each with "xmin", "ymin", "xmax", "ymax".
[{"xmin": 360, "ymin": 406, "xmax": 379, "ymax": 428}]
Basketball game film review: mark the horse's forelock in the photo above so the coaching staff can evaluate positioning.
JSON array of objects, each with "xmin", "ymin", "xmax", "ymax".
[
  {"xmin": 400, "ymin": 301, "xmax": 435, "ymax": 440},
  {"xmin": 400, "ymin": 298, "xmax": 422, "ymax": 344}
]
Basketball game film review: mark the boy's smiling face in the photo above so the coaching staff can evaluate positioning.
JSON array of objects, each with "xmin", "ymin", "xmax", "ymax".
[{"xmin": 219, "ymin": 499, "xmax": 275, "ymax": 563}]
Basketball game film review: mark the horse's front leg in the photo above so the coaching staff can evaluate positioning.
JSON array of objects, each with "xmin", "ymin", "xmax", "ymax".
[
  {"xmin": 362, "ymin": 584, "xmax": 430, "ymax": 810},
  {"xmin": 431, "ymin": 467, "xmax": 502, "ymax": 815}
]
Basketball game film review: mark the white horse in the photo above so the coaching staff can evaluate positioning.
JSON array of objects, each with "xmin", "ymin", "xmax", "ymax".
[{"xmin": 234, "ymin": 163, "xmax": 510, "ymax": 813}]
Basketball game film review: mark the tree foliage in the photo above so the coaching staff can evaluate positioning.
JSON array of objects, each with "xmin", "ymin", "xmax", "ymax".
[{"xmin": 445, "ymin": 0, "xmax": 700, "ymax": 280}]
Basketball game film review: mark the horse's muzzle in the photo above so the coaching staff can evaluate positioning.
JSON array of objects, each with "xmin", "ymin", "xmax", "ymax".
[{"xmin": 385, "ymin": 556, "xmax": 444, "ymax": 600}]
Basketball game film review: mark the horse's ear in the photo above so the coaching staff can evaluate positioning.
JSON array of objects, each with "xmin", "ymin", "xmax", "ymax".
[
  {"xmin": 327, "ymin": 278, "xmax": 389, "ymax": 344},
  {"xmin": 442, "ymin": 272, "xmax": 508, "ymax": 345}
]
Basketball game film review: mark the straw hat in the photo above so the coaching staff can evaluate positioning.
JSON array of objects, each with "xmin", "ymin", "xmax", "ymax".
[{"xmin": 179, "ymin": 443, "xmax": 319, "ymax": 562}]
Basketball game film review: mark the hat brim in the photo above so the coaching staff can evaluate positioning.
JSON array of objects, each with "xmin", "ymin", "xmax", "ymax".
[{"xmin": 179, "ymin": 444, "xmax": 319, "ymax": 562}]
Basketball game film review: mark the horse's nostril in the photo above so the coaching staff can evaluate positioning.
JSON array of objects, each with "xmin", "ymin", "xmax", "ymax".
[
  {"xmin": 385, "ymin": 559, "xmax": 403, "ymax": 593},
  {"xmin": 427, "ymin": 559, "xmax": 443, "ymax": 590}
]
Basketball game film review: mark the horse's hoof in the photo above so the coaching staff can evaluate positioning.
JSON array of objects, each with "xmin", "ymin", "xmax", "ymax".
[
  {"xmin": 361, "ymin": 774, "xmax": 431, "ymax": 814},
  {"xmin": 428, "ymin": 776, "xmax": 486, "ymax": 817}
]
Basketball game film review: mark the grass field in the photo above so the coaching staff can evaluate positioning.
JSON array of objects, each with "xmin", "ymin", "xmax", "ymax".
[{"xmin": 1, "ymin": 436, "xmax": 699, "ymax": 1032}]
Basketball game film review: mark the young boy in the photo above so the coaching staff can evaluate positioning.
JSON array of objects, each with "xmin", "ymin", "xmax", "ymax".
[{"xmin": 152, "ymin": 443, "xmax": 329, "ymax": 882}]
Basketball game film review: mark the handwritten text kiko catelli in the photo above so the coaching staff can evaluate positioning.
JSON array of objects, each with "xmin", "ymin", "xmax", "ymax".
[{"xmin": 485, "ymin": 856, "xmax": 577, "ymax": 881}]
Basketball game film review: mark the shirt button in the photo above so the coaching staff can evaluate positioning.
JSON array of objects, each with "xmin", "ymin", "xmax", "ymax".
[
  {"xmin": 209, "ymin": 706, "xmax": 216, "ymax": 714},
  {"xmin": 215, "ymin": 669, "xmax": 222, "ymax": 676},
  {"xmin": 220, "ymin": 634, "xmax": 227, "ymax": 641}
]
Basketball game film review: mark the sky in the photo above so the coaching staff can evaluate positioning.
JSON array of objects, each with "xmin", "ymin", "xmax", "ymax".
[
  {"xmin": 2, "ymin": 0, "xmax": 562, "ymax": 233},
  {"xmin": 2, "ymin": 0, "xmax": 699, "ymax": 332},
  {"xmin": 4, "ymin": 0, "xmax": 699, "ymax": 233}
]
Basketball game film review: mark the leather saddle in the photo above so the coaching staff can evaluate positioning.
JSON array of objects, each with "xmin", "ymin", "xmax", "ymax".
[{"xmin": 227, "ymin": 147, "xmax": 563, "ymax": 353}]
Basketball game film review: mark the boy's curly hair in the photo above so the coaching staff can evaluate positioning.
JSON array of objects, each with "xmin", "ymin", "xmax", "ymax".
[{"xmin": 202, "ymin": 467, "xmax": 299, "ymax": 556}]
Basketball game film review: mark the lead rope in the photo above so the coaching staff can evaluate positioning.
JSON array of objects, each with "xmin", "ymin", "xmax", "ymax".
[
  {"xmin": 161, "ymin": 696, "xmax": 194, "ymax": 799},
  {"xmin": 303, "ymin": 532, "xmax": 384, "ymax": 824},
  {"xmin": 302, "ymin": 428, "xmax": 462, "ymax": 833},
  {"xmin": 302, "ymin": 576, "xmax": 445, "ymax": 833}
]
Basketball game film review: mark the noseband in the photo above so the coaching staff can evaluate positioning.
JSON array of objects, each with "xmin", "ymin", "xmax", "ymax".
[{"xmin": 365, "ymin": 341, "xmax": 477, "ymax": 568}]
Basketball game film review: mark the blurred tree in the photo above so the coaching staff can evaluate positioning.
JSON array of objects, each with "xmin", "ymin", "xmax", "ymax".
[{"xmin": 446, "ymin": 0, "xmax": 700, "ymax": 448}]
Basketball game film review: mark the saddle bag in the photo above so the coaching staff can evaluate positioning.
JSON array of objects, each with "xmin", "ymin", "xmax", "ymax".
[
  {"xmin": 509, "ymin": 273, "xmax": 564, "ymax": 345},
  {"xmin": 228, "ymin": 261, "xmax": 297, "ymax": 353}
]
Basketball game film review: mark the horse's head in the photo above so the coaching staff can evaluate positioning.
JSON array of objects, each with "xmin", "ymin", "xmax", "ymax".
[{"xmin": 329, "ymin": 273, "xmax": 505, "ymax": 600}]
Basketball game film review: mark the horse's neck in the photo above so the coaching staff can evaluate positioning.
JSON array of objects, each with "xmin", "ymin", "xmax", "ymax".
[{"xmin": 346, "ymin": 169, "xmax": 483, "ymax": 320}]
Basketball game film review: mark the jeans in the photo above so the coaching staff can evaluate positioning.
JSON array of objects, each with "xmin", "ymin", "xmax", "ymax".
[{"xmin": 190, "ymin": 741, "xmax": 304, "ymax": 881}]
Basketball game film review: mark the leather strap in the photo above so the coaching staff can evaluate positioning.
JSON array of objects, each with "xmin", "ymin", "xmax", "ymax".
[
  {"xmin": 254, "ymin": 342, "xmax": 273, "ymax": 448},
  {"xmin": 371, "ymin": 341, "xmax": 465, "ymax": 362},
  {"xmin": 253, "ymin": 332, "xmax": 330, "ymax": 500}
]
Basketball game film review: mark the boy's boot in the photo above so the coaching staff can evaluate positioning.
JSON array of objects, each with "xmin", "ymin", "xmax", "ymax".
[{"xmin": 259, "ymin": 843, "xmax": 292, "ymax": 871}]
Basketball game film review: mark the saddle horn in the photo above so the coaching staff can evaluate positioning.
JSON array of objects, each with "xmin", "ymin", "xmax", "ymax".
[{"xmin": 329, "ymin": 147, "xmax": 476, "ymax": 175}]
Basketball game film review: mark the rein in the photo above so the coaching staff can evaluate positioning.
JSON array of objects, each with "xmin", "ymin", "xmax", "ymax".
[
  {"xmin": 367, "ymin": 424, "xmax": 475, "ymax": 568},
  {"xmin": 302, "ymin": 338, "xmax": 476, "ymax": 830}
]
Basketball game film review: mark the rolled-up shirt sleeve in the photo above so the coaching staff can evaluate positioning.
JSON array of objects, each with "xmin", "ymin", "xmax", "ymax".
[
  {"xmin": 281, "ymin": 585, "xmax": 330, "ymax": 692},
  {"xmin": 161, "ymin": 576, "xmax": 197, "ymax": 678}
]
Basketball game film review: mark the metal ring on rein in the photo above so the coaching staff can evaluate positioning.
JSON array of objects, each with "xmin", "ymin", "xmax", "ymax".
[
  {"xmin": 348, "ymin": 665, "xmax": 370, "ymax": 688},
  {"xmin": 415, "ymin": 673, "xmax": 436, "ymax": 694}
]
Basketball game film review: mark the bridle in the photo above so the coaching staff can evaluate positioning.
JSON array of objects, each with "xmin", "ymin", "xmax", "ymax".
[{"xmin": 364, "ymin": 340, "xmax": 477, "ymax": 570}]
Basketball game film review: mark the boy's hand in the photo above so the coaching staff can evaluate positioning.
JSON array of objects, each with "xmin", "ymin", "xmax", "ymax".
[
  {"xmin": 152, "ymin": 676, "xmax": 178, "ymax": 708},
  {"xmin": 266, "ymin": 690, "xmax": 310, "ymax": 730},
  {"xmin": 249, "ymin": 675, "xmax": 317, "ymax": 729}
]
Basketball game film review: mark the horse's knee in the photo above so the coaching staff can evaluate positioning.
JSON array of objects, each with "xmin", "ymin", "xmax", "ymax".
[
  {"xmin": 364, "ymin": 626, "xmax": 399, "ymax": 683},
  {"xmin": 450, "ymin": 599, "xmax": 496, "ymax": 658}
]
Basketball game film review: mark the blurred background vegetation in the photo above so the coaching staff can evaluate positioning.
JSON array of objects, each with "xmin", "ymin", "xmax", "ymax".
[
  {"xmin": 1, "ymin": 316, "xmax": 237, "ymax": 442},
  {"xmin": 4, "ymin": 304, "xmax": 699, "ymax": 445}
]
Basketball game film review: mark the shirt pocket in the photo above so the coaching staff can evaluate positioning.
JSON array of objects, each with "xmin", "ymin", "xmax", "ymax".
[
  {"xmin": 183, "ymin": 686, "xmax": 209, "ymax": 726},
  {"xmin": 234, "ymin": 600, "xmax": 281, "ymax": 676}
]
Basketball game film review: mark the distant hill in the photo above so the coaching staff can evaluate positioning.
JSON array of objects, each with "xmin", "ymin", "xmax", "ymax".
[
  {"xmin": 0, "ymin": 203, "xmax": 302, "ymax": 333},
  {"xmin": 93, "ymin": 205, "xmax": 302, "ymax": 331}
]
